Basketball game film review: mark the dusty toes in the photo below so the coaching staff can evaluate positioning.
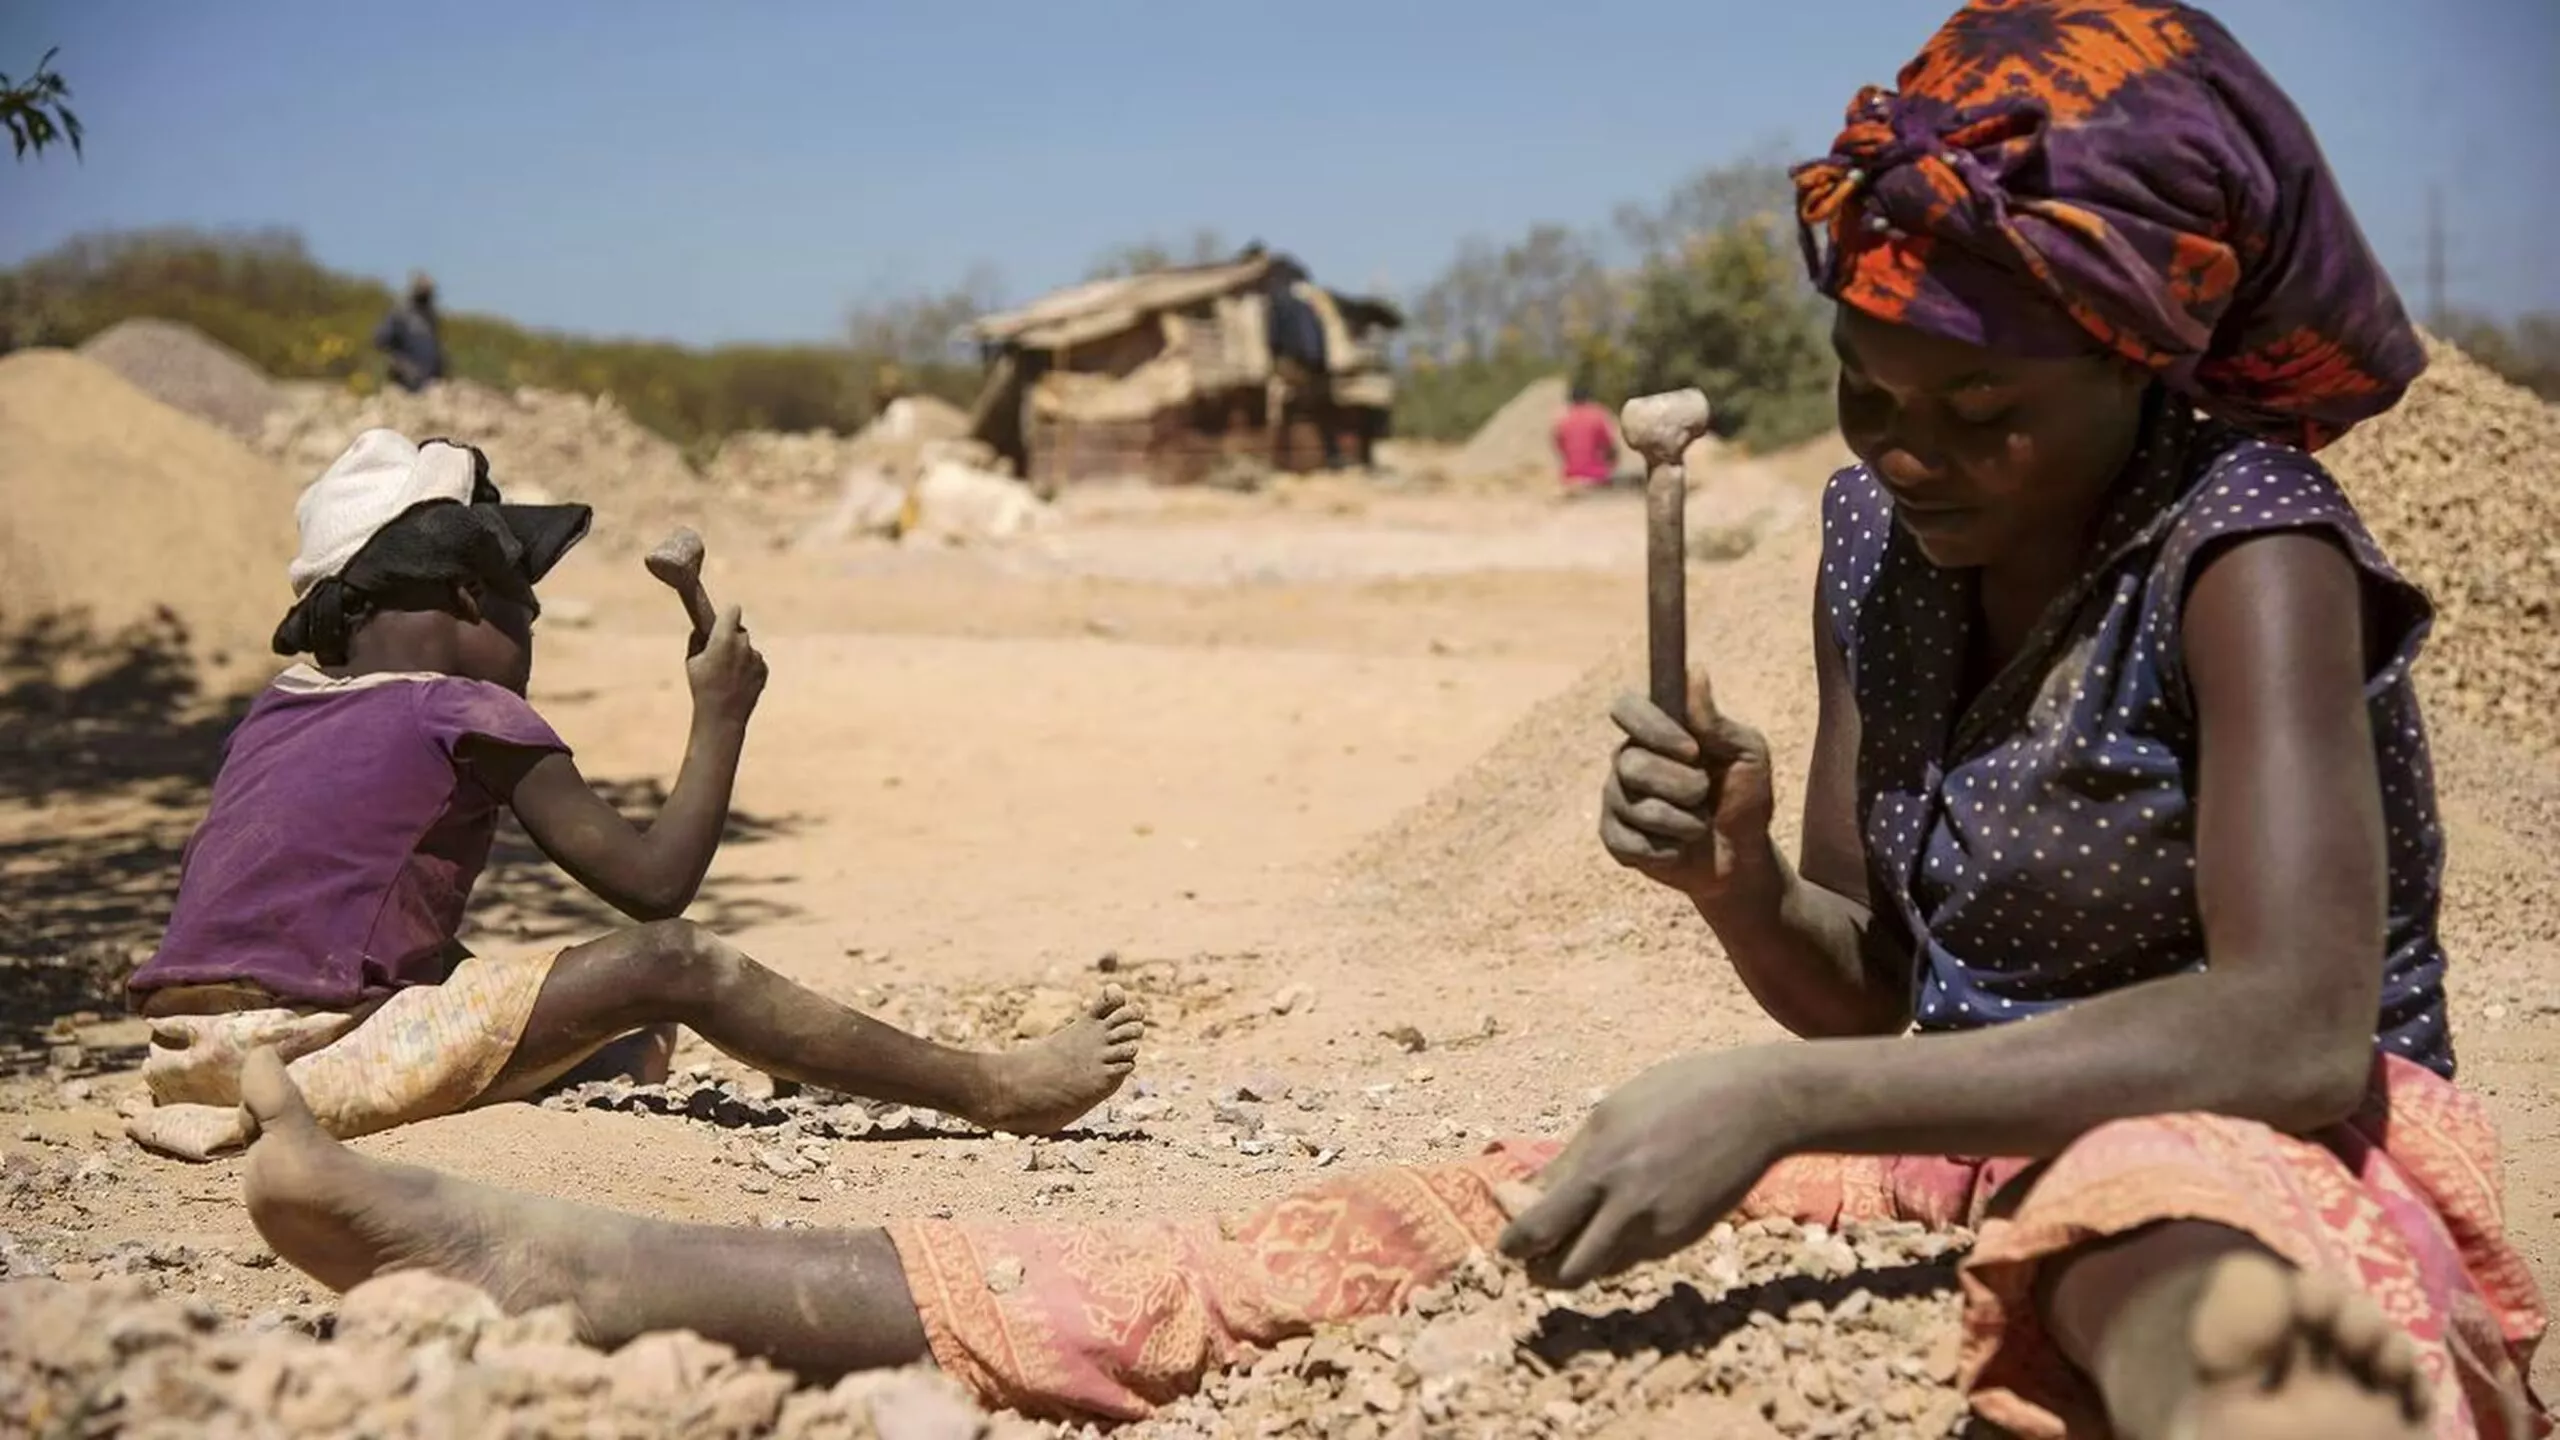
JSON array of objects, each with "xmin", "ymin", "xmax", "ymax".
[
  {"xmin": 2186, "ymin": 1252, "xmax": 2432, "ymax": 1434},
  {"xmin": 2189, "ymin": 1251, "xmax": 2297, "ymax": 1380},
  {"xmin": 237, "ymin": 1046, "xmax": 310, "ymax": 1132}
]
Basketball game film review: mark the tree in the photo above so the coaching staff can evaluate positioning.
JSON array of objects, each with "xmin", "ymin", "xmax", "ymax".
[
  {"xmin": 3, "ymin": 48, "xmax": 82, "ymax": 161},
  {"xmin": 1622, "ymin": 215, "xmax": 1835, "ymax": 449},
  {"xmin": 843, "ymin": 264, "xmax": 1006, "ymax": 369},
  {"xmin": 1084, "ymin": 229, "xmax": 1232, "ymax": 281}
]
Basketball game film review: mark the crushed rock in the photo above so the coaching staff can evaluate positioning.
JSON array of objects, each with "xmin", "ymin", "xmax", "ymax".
[
  {"xmin": 2328, "ymin": 334, "xmax": 2560, "ymax": 756},
  {"xmin": 0, "ymin": 1272, "xmax": 1034, "ymax": 1439},
  {"xmin": 1124, "ymin": 1217, "xmax": 1970, "ymax": 1440},
  {"xmin": 255, "ymin": 378, "xmax": 747, "ymax": 551},
  {"xmin": 78, "ymin": 318, "xmax": 283, "ymax": 441}
]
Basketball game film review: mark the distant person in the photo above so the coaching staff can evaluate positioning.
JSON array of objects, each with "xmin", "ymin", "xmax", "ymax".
[
  {"xmin": 1551, "ymin": 382, "xmax": 1617, "ymax": 494},
  {"xmin": 122, "ymin": 429, "xmax": 1142, "ymax": 1161},
  {"xmin": 373, "ymin": 273, "xmax": 445, "ymax": 393}
]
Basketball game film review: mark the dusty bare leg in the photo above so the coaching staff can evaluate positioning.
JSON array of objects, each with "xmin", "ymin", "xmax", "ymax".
[
  {"xmin": 2041, "ymin": 1220, "xmax": 2431, "ymax": 1440},
  {"xmin": 543, "ymin": 1023, "xmax": 679, "ymax": 1090},
  {"xmin": 484, "ymin": 921, "xmax": 1142, "ymax": 1135},
  {"xmin": 240, "ymin": 1049, "xmax": 932, "ymax": 1377}
]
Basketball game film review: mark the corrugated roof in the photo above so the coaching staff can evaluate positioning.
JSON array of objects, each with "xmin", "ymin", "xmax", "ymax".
[{"xmin": 969, "ymin": 258, "xmax": 1274, "ymax": 347}]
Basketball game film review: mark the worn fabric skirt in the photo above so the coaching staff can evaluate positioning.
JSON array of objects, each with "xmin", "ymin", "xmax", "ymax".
[
  {"xmin": 123, "ymin": 948, "xmax": 569, "ymax": 1161},
  {"xmin": 886, "ymin": 1055, "xmax": 2546, "ymax": 1435}
]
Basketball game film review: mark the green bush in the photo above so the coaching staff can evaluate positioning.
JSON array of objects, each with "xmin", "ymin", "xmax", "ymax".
[
  {"xmin": 0, "ymin": 228, "xmax": 981, "ymax": 448},
  {"xmin": 1391, "ymin": 352, "xmax": 1562, "ymax": 442}
]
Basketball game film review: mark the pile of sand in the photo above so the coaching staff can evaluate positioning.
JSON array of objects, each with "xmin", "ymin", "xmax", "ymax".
[
  {"xmin": 257, "ymin": 379, "xmax": 729, "ymax": 551},
  {"xmin": 76, "ymin": 318, "xmax": 282, "ymax": 442},
  {"xmin": 0, "ymin": 349, "xmax": 296, "ymax": 685},
  {"xmin": 0, "ymin": 1270, "xmax": 1035, "ymax": 1440},
  {"xmin": 1338, "ymin": 529, "xmax": 1822, "ymax": 967},
  {"xmin": 2327, "ymin": 335, "xmax": 2560, "ymax": 753},
  {"xmin": 1447, "ymin": 376, "xmax": 1575, "ymax": 484},
  {"xmin": 708, "ymin": 395, "xmax": 979, "ymax": 507}
]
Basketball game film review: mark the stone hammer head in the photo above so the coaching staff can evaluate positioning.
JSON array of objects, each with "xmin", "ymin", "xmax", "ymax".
[
  {"xmin": 1619, "ymin": 389, "xmax": 1713, "ymax": 468},
  {"xmin": 645, "ymin": 526, "xmax": 717, "ymax": 637}
]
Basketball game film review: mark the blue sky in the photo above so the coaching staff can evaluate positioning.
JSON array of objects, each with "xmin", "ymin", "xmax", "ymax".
[{"xmin": 4, "ymin": 1, "xmax": 2551, "ymax": 346}]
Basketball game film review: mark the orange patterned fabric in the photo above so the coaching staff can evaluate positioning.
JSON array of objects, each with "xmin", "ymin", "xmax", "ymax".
[
  {"xmin": 885, "ymin": 1140, "xmax": 1552, "ymax": 1422},
  {"xmin": 1731, "ymin": 1055, "xmax": 2547, "ymax": 1438},
  {"xmin": 892, "ymin": 1059, "xmax": 2544, "ymax": 1434},
  {"xmin": 1792, "ymin": 0, "xmax": 2424, "ymax": 451}
]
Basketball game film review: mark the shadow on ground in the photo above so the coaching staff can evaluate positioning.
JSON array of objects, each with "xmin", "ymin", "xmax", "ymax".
[{"xmin": 0, "ymin": 609, "xmax": 802, "ymax": 1077}]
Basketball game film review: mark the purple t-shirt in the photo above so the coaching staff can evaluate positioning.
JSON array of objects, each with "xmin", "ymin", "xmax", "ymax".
[{"xmin": 130, "ymin": 667, "xmax": 568, "ymax": 1008}]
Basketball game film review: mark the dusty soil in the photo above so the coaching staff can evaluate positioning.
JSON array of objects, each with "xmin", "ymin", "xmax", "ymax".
[{"xmin": 2, "ymin": 457, "xmax": 2553, "ymax": 1435}]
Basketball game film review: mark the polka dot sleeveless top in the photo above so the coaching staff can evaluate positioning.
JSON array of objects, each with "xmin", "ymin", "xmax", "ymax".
[{"xmin": 1820, "ymin": 401, "xmax": 2454, "ymax": 1076}]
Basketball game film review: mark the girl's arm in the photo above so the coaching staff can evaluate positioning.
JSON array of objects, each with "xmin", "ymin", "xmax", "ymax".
[
  {"xmin": 1772, "ymin": 529, "xmax": 2387, "ymax": 1154},
  {"xmin": 1679, "ymin": 598, "xmax": 1912, "ymax": 1038},
  {"xmin": 468, "ymin": 608, "xmax": 766, "ymax": 923}
]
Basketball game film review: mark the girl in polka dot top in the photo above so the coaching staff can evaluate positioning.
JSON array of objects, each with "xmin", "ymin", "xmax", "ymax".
[{"xmin": 1498, "ymin": 4, "xmax": 2546, "ymax": 1435}]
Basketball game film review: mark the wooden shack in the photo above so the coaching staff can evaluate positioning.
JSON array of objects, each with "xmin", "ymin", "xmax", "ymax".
[{"xmin": 963, "ymin": 253, "xmax": 1401, "ymax": 493}]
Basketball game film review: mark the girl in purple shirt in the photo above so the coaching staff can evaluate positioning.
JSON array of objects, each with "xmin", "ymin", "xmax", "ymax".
[{"xmin": 125, "ymin": 429, "xmax": 1142, "ymax": 1158}]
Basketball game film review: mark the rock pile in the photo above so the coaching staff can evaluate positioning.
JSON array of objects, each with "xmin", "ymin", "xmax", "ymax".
[
  {"xmin": 0, "ymin": 1271, "xmax": 1032, "ymax": 1439},
  {"xmin": 77, "ymin": 318, "xmax": 283, "ymax": 442},
  {"xmin": 1130, "ymin": 1217, "xmax": 1969, "ymax": 1440},
  {"xmin": 2327, "ymin": 335, "xmax": 2560, "ymax": 754},
  {"xmin": 0, "ymin": 349, "xmax": 298, "ymax": 684},
  {"xmin": 257, "ymin": 379, "xmax": 722, "ymax": 550}
]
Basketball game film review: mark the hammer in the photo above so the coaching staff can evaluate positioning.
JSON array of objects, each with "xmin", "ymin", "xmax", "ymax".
[
  {"xmin": 645, "ymin": 526, "xmax": 718, "ymax": 650},
  {"xmin": 1619, "ymin": 390, "xmax": 1714, "ymax": 718},
  {"xmin": 647, "ymin": 526, "xmax": 797, "ymax": 1097}
]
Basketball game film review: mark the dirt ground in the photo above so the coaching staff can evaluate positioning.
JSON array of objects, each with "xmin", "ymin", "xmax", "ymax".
[{"xmin": 4, "ymin": 478, "xmax": 2553, "ymax": 1436}]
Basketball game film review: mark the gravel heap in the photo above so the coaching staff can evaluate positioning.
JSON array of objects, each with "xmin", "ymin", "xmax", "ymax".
[
  {"xmin": 77, "ymin": 319, "xmax": 283, "ymax": 441},
  {"xmin": 256, "ymin": 380, "xmax": 731, "ymax": 551},
  {"xmin": 2327, "ymin": 334, "xmax": 2560, "ymax": 755},
  {"xmin": 0, "ymin": 1271, "xmax": 1030, "ymax": 1440}
]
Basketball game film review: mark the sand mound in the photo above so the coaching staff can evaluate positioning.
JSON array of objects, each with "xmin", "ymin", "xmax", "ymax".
[
  {"xmin": 0, "ymin": 349, "xmax": 295, "ymax": 685},
  {"xmin": 1449, "ymin": 376, "xmax": 1573, "ymax": 483},
  {"xmin": 2327, "ymin": 335, "xmax": 2560, "ymax": 754},
  {"xmin": 77, "ymin": 318, "xmax": 282, "ymax": 441},
  {"xmin": 258, "ymin": 379, "xmax": 731, "ymax": 551},
  {"xmin": 1340, "ymin": 530, "xmax": 1823, "ymax": 964},
  {"xmin": 709, "ymin": 396, "xmax": 983, "ymax": 508}
]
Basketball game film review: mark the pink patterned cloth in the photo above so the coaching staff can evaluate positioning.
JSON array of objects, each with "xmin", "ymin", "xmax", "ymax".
[{"xmin": 888, "ymin": 1057, "xmax": 2544, "ymax": 1435}]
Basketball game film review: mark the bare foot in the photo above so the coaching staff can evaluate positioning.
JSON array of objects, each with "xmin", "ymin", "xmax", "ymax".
[
  {"xmin": 2111, "ymin": 1250, "xmax": 2431, "ymax": 1440},
  {"xmin": 961, "ymin": 985, "xmax": 1144, "ymax": 1135},
  {"xmin": 239, "ymin": 1047, "xmax": 600, "ymax": 1316}
]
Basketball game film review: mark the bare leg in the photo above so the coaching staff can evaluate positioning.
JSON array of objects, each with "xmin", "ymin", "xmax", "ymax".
[
  {"xmin": 241, "ymin": 1049, "xmax": 932, "ymax": 1377},
  {"xmin": 484, "ymin": 921, "xmax": 1142, "ymax": 1135},
  {"xmin": 538, "ymin": 1023, "xmax": 678, "ymax": 1091},
  {"xmin": 2041, "ymin": 1220, "xmax": 2433, "ymax": 1439}
]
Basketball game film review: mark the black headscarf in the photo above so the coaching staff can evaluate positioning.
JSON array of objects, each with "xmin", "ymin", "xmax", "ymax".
[{"xmin": 274, "ymin": 441, "xmax": 591, "ymax": 664}]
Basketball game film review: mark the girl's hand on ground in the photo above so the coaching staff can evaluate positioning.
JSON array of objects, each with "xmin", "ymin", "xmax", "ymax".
[
  {"xmin": 1600, "ymin": 665, "xmax": 1775, "ymax": 900},
  {"xmin": 686, "ymin": 605, "xmax": 768, "ymax": 729},
  {"xmin": 1496, "ymin": 1048, "xmax": 1793, "ymax": 1289}
]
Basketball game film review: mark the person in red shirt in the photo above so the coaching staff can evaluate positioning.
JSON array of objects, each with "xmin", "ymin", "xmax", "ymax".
[{"xmin": 1550, "ymin": 382, "xmax": 1618, "ymax": 494}]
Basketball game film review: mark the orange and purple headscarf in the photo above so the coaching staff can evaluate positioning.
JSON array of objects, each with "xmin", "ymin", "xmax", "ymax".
[{"xmin": 1792, "ymin": 0, "xmax": 2422, "ymax": 451}]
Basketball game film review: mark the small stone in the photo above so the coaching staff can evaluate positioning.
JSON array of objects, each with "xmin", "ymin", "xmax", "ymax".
[
  {"xmin": 739, "ymin": 1174, "xmax": 774, "ymax": 1195},
  {"xmin": 336, "ymin": 1271, "xmax": 502, "ymax": 1350},
  {"xmin": 1382, "ymin": 1025, "xmax": 1428, "ymax": 1054},
  {"xmin": 1271, "ymin": 985, "xmax": 1313, "ymax": 1015}
]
